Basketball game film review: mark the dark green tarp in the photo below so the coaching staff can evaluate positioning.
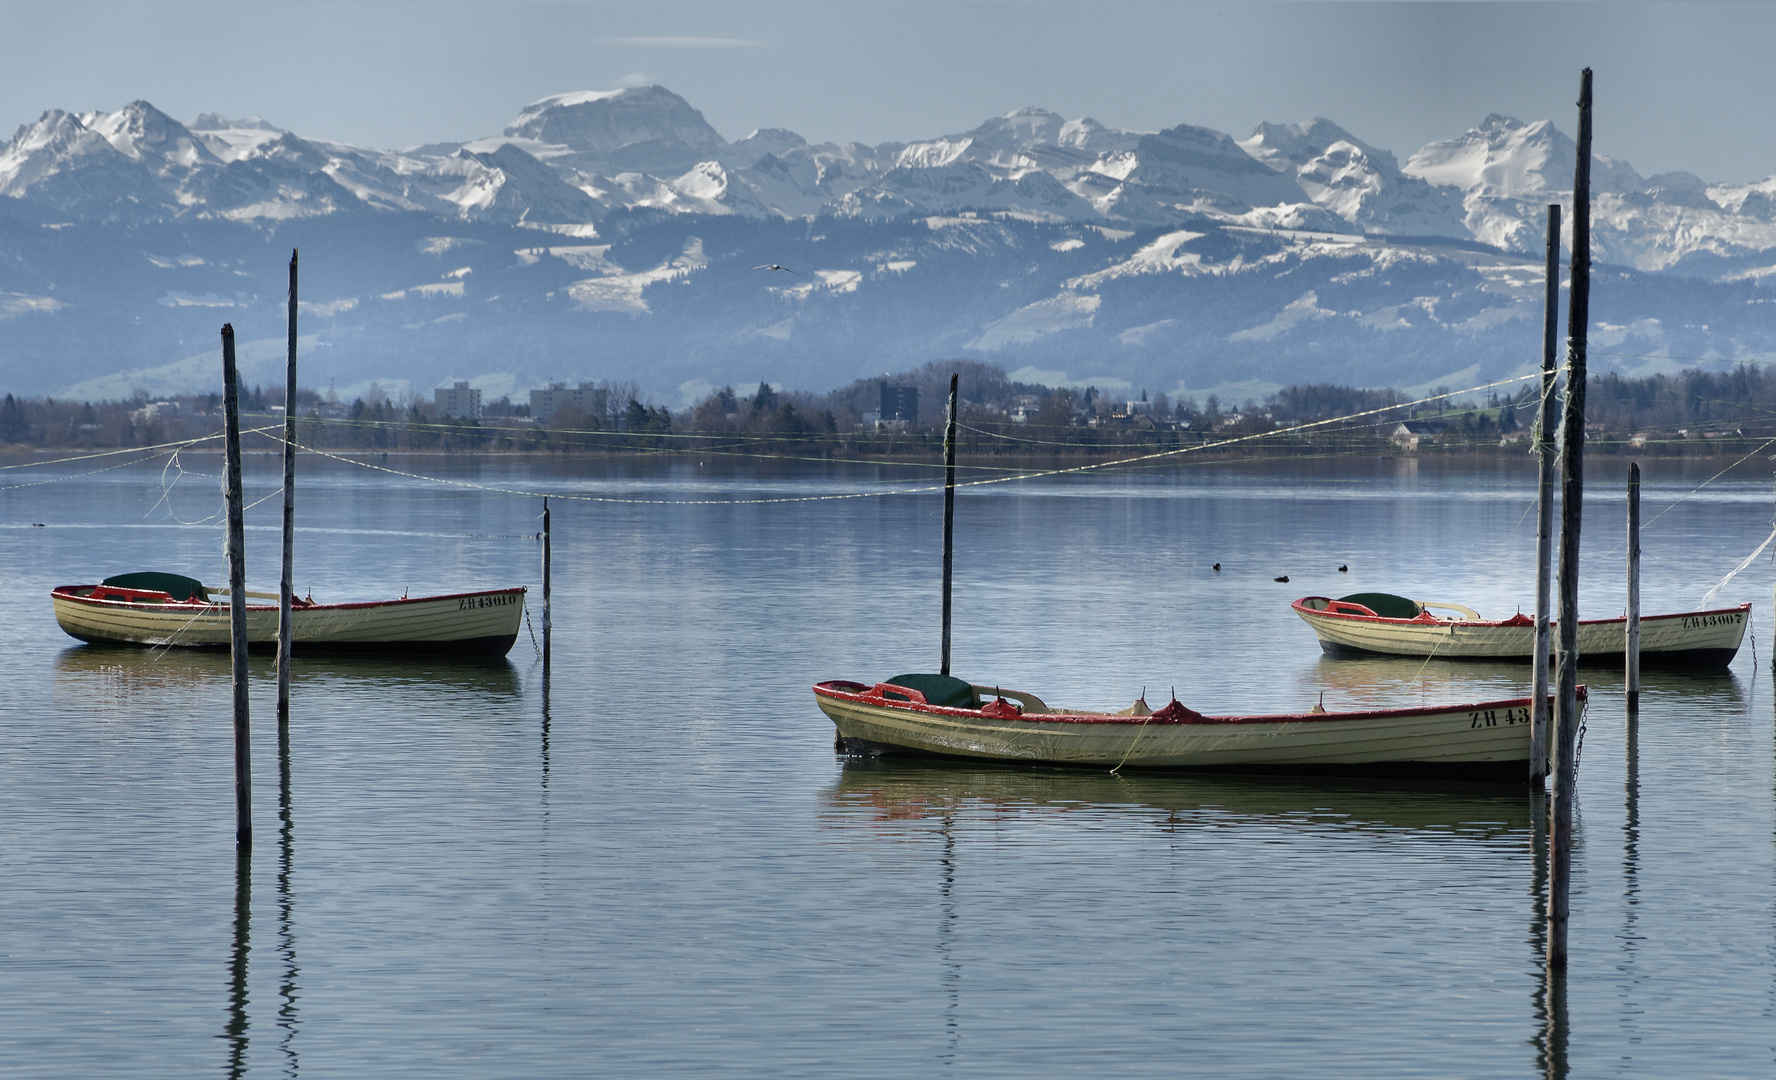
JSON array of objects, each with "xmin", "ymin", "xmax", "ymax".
[
  {"xmin": 1336, "ymin": 592, "xmax": 1422, "ymax": 619},
  {"xmin": 884, "ymin": 673, "xmax": 977, "ymax": 708},
  {"xmin": 100, "ymin": 572, "xmax": 209, "ymax": 602}
]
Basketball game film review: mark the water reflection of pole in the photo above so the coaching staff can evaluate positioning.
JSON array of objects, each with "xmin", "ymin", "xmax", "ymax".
[
  {"xmin": 1615, "ymin": 699, "xmax": 1643, "ymax": 1064},
  {"xmin": 1529, "ymin": 792, "xmax": 1566, "ymax": 1077},
  {"xmin": 541, "ymin": 675, "xmax": 552, "ymax": 793},
  {"xmin": 1623, "ymin": 700, "xmax": 1641, "ymax": 940},
  {"xmin": 276, "ymin": 713, "xmax": 300, "ymax": 1074},
  {"xmin": 1539, "ymin": 966, "xmax": 1569, "ymax": 1080},
  {"xmin": 224, "ymin": 852, "xmax": 251, "ymax": 1079},
  {"xmin": 936, "ymin": 813, "xmax": 960, "ymax": 1062},
  {"xmin": 1530, "ymin": 788, "xmax": 1569, "ymax": 1077},
  {"xmin": 542, "ymin": 498, "xmax": 552, "ymax": 684}
]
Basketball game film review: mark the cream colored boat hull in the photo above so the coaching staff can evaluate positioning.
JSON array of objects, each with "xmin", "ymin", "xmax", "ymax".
[
  {"xmin": 814, "ymin": 682, "xmax": 1546, "ymax": 781},
  {"xmin": 52, "ymin": 587, "xmax": 525, "ymax": 655},
  {"xmin": 1293, "ymin": 602, "xmax": 1747, "ymax": 668}
]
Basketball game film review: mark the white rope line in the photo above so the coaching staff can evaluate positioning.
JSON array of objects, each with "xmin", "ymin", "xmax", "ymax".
[
  {"xmin": 0, "ymin": 427, "xmax": 279, "ymax": 471},
  {"xmin": 1699, "ymin": 524, "xmax": 1776, "ymax": 610}
]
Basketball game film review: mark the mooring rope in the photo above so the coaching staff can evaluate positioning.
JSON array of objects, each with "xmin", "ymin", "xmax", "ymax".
[{"xmin": 1698, "ymin": 523, "xmax": 1776, "ymax": 609}]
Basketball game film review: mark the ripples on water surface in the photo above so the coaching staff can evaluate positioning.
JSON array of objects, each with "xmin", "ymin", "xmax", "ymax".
[{"xmin": 2, "ymin": 455, "xmax": 1773, "ymax": 1077}]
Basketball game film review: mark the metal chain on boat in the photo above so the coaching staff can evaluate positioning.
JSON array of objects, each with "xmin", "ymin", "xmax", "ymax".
[
  {"xmin": 1570, "ymin": 700, "xmax": 1589, "ymax": 787},
  {"xmin": 523, "ymin": 600, "xmax": 543, "ymax": 660}
]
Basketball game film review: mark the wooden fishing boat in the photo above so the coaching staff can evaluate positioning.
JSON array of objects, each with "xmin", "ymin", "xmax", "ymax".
[
  {"xmin": 52, "ymin": 572, "xmax": 525, "ymax": 656},
  {"xmin": 1292, "ymin": 592, "xmax": 1748, "ymax": 670},
  {"xmin": 814, "ymin": 673, "xmax": 1569, "ymax": 781}
]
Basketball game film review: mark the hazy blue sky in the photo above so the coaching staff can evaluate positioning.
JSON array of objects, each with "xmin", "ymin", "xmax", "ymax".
[{"xmin": 4, "ymin": 1, "xmax": 1773, "ymax": 182}]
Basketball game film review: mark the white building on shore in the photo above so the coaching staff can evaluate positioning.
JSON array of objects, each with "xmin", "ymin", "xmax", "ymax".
[
  {"xmin": 435, "ymin": 381, "xmax": 482, "ymax": 420},
  {"xmin": 529, "ymin": 382, "xmax": 602, "ymax": 424}
]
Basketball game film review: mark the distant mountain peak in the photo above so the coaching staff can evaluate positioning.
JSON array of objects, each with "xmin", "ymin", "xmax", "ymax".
[
  {"xmin": 1241, "ymin": 118, "xmax": 1394, "ymax": 173},
  {"xmin": 502, "ymin": 85, "xmax": 726, "ymax": 176}
]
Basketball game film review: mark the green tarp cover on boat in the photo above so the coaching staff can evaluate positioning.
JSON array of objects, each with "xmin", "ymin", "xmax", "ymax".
[
  {"xmin": 885, "ymin": 673, "xmax": 978, "ymax": 708},
  {"xmin": 100, "ymin": 572, "xmax": 210, "ymax": 602},
  {"xmin": 1336, "ymin": 592, "xmax": 1423, "ymax": 619}
]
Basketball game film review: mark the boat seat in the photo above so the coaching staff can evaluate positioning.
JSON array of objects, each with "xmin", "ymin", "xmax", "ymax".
[
  {"xmin": 1336, "ymin": 592, "xmax": 1422, "ymax": 619},
  {"xmin": 101, "ymin": 572, "xmax": 209, "ymax": 603},
  {"xmin": 884, "ymin": 673, "xmax": 978, "ymax": 708}
]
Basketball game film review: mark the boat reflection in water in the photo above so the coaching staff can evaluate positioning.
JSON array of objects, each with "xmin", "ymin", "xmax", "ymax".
[
  {"xmin": 53, "ymin": 645, "xmax": 524, "ymax": 701},
  {"xmin": 823, "ymin": 759, "xmax": 1566, "ymax": 1074},
  {"xmin": 821, "ymin": 758, "xmax": 1532, "ymax": 835},
  {"xmin": 1309, "ymin": 653, "xmax": 1745, "ymax": 713}
]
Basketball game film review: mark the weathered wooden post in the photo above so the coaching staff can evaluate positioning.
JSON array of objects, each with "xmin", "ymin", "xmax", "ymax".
[
  {"xmin": 1532, "ymin": 204, "xmax": 1562, "ymax": 782},
  {"xmin": 1626, "ymin": 462, "xmax": 1641, "ymax": 710},
  {"xmin": 542, "ymin": 497, "xmax": 552, "ymax": 679},
  {"xmin": 940, "ymin": 373, "xmax": 959, "ymax": 676},
  {"xmin": 278, "ymin": 250, "xmax": 298, "ymax": 734},
  {"xmin": 223, "ymin": 323, "xmax": 252, "ymax": 852},
  {"xmin": 1549, "ymin": 67, "xmax": 1593, "ymax": 972}
]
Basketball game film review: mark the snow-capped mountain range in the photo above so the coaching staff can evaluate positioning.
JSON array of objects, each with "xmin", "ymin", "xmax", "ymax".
[{"xmin": 1, "ymin": 86, "xmax": 1773, "ymax": 403}]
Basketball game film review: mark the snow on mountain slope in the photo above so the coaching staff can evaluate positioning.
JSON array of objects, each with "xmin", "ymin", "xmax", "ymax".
[
  {"xmin": 0, "ymin": 105, "xmax": 199, "ymax": 214},
  {"xmin": 870, "ymin": 160, "xmax": 1097, "ymax": 220},
  {"xmin": 718, "ymin": 128, "xmax": 808, "ymax": 169},
  {"xmin": 1709, "ymin": 175, "xmax": 1776, "ymax": 220},
  {"xmin": 80, "ymin": 101, "xmax": 218, "ymax": 173},
  {"xmin": 968, "ymin": 291, "xmax": 1101, "ymax": 350},
  {"xmin": 5, "ymin": 79, "xmax": 1776, "ymax": 414},
  {"xmin": 564, "ymin": 235, "xmax": 706, "ymax": 313},
  {"xmin": 503, "ymin": 85, "xmax": 726, "ymax": 175},
  {"xmin": 1406, "ymin": 115, "xmax": 1588, "ymax": 253},
  {"xmin": 190, "ymin": 115, "xmax": 292, "ymax": 162},
  {"xmin": 436, "ymin": 143, "xmax": 606, "ymax": 225},
  {"xmin": 961, "ymin": 107, "xmax": 1142, "ymax": 172},
  {"xmin": 1064, "ymin": 229, "xmax": 1217, "ymax": 289},
  {"xmin": 1242, "ymin": 119, "xmax": 1467, "ymax": 237},
  {"xmin": 1095, "ymin": 123, "xmax": 1308, "ymax": 211}
]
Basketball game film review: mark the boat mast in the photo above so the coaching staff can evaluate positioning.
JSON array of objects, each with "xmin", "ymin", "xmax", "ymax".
[
  {"xmin": 941, "ymin": 373, "xmax": 958, "ymax": 676},
  {"xmin": 278, "ymin": 249, "xmax": 298, "ymax": 734}
]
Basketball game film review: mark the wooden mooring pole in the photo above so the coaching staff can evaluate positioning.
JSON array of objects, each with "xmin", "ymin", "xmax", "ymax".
[
  {"xmin": 223, "ymin": 323, "xmax": 252, "ymax": 852},
  {"xmin": 1549, "ymin": 67, "xmax": 1593, "ymax": 972},
  {"xmin": 1531, "ymin": 203, "xmax": 1562, "ymax": 784},
  {"xmin": 542, "ymin": 497, "xmax": 552, "ymax": 679},
  {"xmin": 1626, "ymin": 462, "xmax": 1641, "ymax": 710},
  {"xmin": 940, "ymin": 373, "xmax": 959, "ymax": 677},
  {"xmin": 278, "ymin": 250, "xmax": 297, "ymax": 734}
]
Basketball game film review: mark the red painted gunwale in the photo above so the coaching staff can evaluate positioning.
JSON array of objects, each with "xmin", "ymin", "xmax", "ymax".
[
  {"xmin": 52, "ymin": 585, "xmax": 524, "ymax": 611},
  {"xmin": 812, "ymin": 680, "xmax": 1578, "ymax": 727}
]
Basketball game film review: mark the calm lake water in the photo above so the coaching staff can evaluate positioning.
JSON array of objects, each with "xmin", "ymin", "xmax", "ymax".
[{"xmin": 2, "ymin": 451, "xmax": 1773, "ymax": 1078}]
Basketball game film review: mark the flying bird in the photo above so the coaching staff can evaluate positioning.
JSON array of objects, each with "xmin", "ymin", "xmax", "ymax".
[{"xmin": 752, "ymin": 264, "xmax": 797, "ymax": 275}]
